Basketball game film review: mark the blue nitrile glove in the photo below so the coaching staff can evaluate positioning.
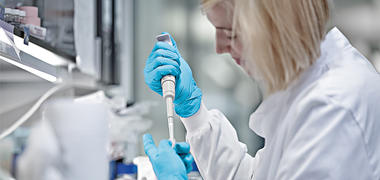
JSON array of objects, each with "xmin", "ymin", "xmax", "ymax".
[
  {"xmin": 174, "ymin": 142, "xmax": 194, "ymax": 173},
  {"xmin": 143, "ymin": 134, "xmax": 188, "ymax": 180},
  {"xmin": 144, "ymin": 33, "xmax": 202, "ymax": 118}
]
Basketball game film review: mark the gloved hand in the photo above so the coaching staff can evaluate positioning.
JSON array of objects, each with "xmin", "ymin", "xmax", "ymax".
[
  {"xmin": 144, "ymin": 33, "xmax": 202, "ymax": 118},
  {"xmin": 174, "ymin": 142, "xmax": 194, "ymax": 173},
  {"xmin": 143, "ymin": 134, "xmax": 188, "ymax": 180}
]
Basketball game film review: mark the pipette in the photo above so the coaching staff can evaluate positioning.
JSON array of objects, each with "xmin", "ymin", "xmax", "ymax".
[{"xmin": 156, "ymin": 34, "xmax": 176, "ymax": 147}]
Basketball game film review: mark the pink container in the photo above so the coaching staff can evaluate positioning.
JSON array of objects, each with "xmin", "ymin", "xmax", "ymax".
[
  {"xmin": 18, "ymin": 6, "xmax": 38, "ymax": 17},
  {"xmin": 21, "ymin": 17, "xmax": 41, "ymax": 26}
]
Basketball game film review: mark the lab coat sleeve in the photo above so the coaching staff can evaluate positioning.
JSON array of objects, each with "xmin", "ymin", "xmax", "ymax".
[
  {"xmin": 275, "ymin": 95, "xmax": 373, "ymax": 180},
  {"xmin": 181, "ymin": 103, "xmax": 256, "ymax": 180}
]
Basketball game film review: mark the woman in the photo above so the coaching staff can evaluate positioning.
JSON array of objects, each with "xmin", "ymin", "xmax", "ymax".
[{"xmin": 143, "ymin": 0, "xmax": 380, "ymax": 179}]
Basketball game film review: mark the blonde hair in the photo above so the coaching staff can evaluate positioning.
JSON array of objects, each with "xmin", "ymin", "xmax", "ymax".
[
  {"xmin": 236, "ymin": 0, "xmax": 330, "ymax": 94},
  {"xmin": 202, "ymin": 0, "xmax": 330, "ymax": 95}
]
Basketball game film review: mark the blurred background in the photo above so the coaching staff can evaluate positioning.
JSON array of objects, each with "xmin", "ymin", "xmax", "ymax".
[{"xmin": 0, "ymin": 0, "xmax": 379, "ymax": 179}]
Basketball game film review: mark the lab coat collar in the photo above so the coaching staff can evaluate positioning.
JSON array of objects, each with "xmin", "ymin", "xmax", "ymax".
[{"xmin": 249, "ymin": 27, "xmax": 351, "ymax": 138}]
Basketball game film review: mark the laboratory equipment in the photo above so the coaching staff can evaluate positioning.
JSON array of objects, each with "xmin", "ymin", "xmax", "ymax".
[
  {"xmin": 133, "ymin": 156, "xmax": 157, "ymax": 180},
  {"xmin": 156, "ymin": 34, "xmax": 176, "ymax": 146},
  {"xmin": 4, "ymin": 8, "xmax": 15, "ymax": 23},
  {"xmin": 144, "ymin": 33, "xmax": 202, "ymax": 118},
  {"xmin": 110, "ymin": 160, "xmax": 137, "ymax": 180},
  {"xmin": 0, "ymin": 80, "xmax": 99, "ymax": 140},
  {"xmin": 17, "ymin": 98, "xmax": 109, "ymax": 180},
  {"xmin": 18, "ymin": 6, "xmax": 40, "ymax": 26}
]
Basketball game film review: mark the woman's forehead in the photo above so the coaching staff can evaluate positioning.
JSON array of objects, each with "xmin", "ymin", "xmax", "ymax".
[{"xmin": 206, "ymin": 3, "xmax": 234, "ymax": 30}]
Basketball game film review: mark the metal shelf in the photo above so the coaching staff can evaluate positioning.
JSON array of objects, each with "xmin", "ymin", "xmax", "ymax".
[
  {"xmin": 13, "ymin": 27, "xmax": 76, "ymax": 62},
  {"xmin": 0, "ymin": 27, "xmax": 75, "ymax": 83}
]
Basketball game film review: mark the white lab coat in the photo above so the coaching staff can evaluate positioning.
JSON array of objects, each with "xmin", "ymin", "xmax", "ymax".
[{"xmin": 180, "ymin": 28, "xmax": 380, "ymax": 180}]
